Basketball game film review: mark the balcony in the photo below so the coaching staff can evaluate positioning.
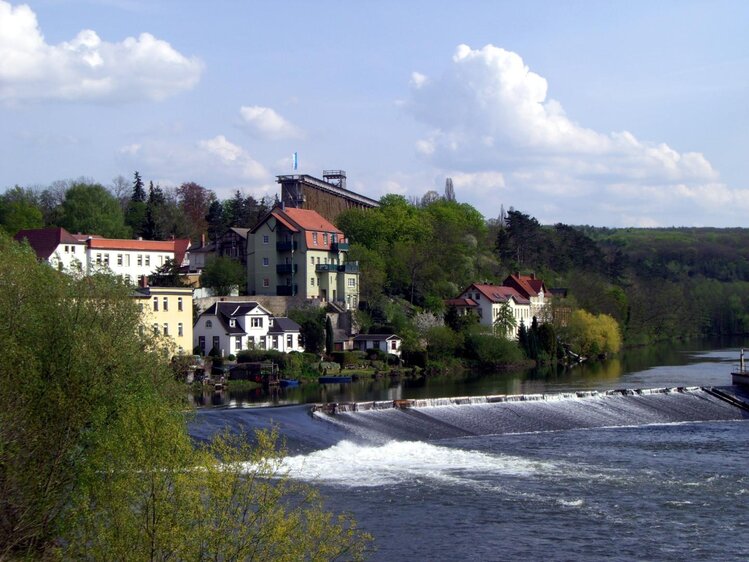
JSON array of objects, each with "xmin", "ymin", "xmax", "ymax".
[
  {"xmin": 276, "ymin": 285, "xmax": 298, "ymax": 296},
  {"xmin": 315, "ymin": 263, "xmax": 338, "ymax": 272},
  {"xmin": 276, "ymin": 263, "xmax": 297, "ymax": 274},
  {"xmin": 338, "ymin": 262, "xmax": 359, "ymax": 273},
  {"xmin": 276, "ymin": 240, "xmax": 298, "ymax": 252},
  {"xmin": 331, "ymin": 241, "xmax": 349, "ymax": 252}
]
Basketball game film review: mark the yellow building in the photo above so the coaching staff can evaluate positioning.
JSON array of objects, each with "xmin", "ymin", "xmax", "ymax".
[{"xmin": 133, "ymin": 286, "xmax": 194, "ymax": 355}]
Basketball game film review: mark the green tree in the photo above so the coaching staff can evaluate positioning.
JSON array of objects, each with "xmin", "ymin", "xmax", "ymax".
[
  {"xmin": 0, "ymin": 187, "xmax": 43, "ymax": 235},
  {"xmin": 493, "ymin": 301, "xmax": 517, "ymax": 339},
  {"xmin": 58, "ymin": 182, "xmax": 130, "ymax": 238},
  {"xmin": 288, "ymin": 305, "xmax": 326, "ymax": 355},
  {"xmin": 325, "ymin": 315, "xmax": 334, "ymax": 356},
  {"xmin": 565, "ymin": 309, "xmax": 622, "ymax": 357},
  {"xmin": 201, "ymin": 256, "xmax": 245, "ymax": 295},
  {"xmin": 0, "ymin": 233, "xmax": 371, "ymax": 559}
]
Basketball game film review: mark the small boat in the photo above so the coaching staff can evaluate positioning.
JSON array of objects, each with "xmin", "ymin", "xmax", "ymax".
[
  {"xmin": 279, "ymin": 378, "xmax": 300, "ymax": 387},
  {"xmin": 318, "ymin": 375, "xmax": 353, "ymax": 384}
]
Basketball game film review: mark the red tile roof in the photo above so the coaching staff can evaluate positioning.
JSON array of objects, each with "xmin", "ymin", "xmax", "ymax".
[
  {"xmin": 464, "ymin": 283, "xmax": 530, "ymax": 305},
  {"xmin": 503, "ymin": 274, "xmax": 547, "ymax": 299},
  {"xmin": 14, "ymin": 227, "xmax": 82, "ymax": 259},
  {"xmin": 283, "ymin": 207, "xmax": 342, "ymax": 234}
]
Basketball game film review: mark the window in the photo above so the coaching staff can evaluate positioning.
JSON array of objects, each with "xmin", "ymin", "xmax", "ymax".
[
  {"xmin": 316, "ymin": 257, "xmax": 320, "ymax": 264},
  {"xmin": 348, "ymin": 278, "xmax": 356, "ymax": 287},
  {"xmin": 310, "ymin": 256, "xmax": 314, "ymax": 265},
  {"xmin": 96, "ymin": 253, "xmax": 102, "ymax": 265},
  {"xmin": 212, "ymin": 336, "xmax": 220, "ymax": 354},
  {"xmin": 272, "ymin": 336, "xmax": 279, "ymax": 349},
  {"xmin": 287, "ymin": 334, "xmax": 293, "ymax": 348},
  {"xmin": 117, "ymin": 254, "xmax": 123, "ymax": 266},
  {"xmin": 262, "ymin": 235, "xmax": 269, "ymax": 244},
  {"xmin": 153, "ymin": 297, "xmax": 159, "ymax": 312},
  {"xmin": 229, "ymin": 319, "xmax": 236, "ymax": 328},
  {"xmin": 323, "ymin": 233, "xmax": 328, "ymax": 245},
  {"xmin": 125, "ymin": 275, "xmax": 131, "ymax": 284},
  {"xmin": 259, "ymin": 336, "xmax": 266, "ymax": 349},
  {"xmin": 391, "ymin": 340, "xmax": 397, "ymax": 351},
  {"xmin": 163, "ymin": 323, "xmax": 169, "ymax": 336},
  {"xmin": 145, "ymin": 255, "xmax": 150, "ymax": 267},
  {"xmin": 64, "ymin": 245, "xmax": 69, "ymax": 253},
  {"xmin": 251, "ymin": 317, "xmax": 263, "ymax": 328},
  {"xmin": 137, "ymin": 255, "xmax": 143, "ymax": 266},
  {"xmin": 263, "ymin": 278, "xmax": 270, "ymax": 287},
  {"xmin": 163, "ymin": 297, "xmax": 168, "ymax": 311},
  {"xmin": 152, "ymin": 323, "xmax": 159, "ymax": 335},
  {"xmin": 198, "ymin": 336, "xmax": 205, "ymax": 354},
  {"xmin": 178, "ymin": 323, "xmax": 183, "ymax": 337},
  {"xmin": 312, "ymin": 232, "xmax": 318, "ymax": 245},
  {"xmin": 324, "ymin": 257, "xmax": 328, "ymax": 264},
  {"xmin": 177, "ymin": 297, "xmax": 183, "ymax": 311},
  {"xmin": 311, "ymin": 277, "xmax": 315, "ymax": 286},
  {"xmin": 262, "ymin": 257, "xmax": 269, "ymax": 267},
  {"xmin": 235, "ymin": 336, "xmax": 242, "ymax": 350},
  {"xmin": 103, "ymin": 254, "xmax": 109, "ymax": 266},
  {"xmin": 206, "ymin": 320, "xmax": 213, "ymax": 328}
]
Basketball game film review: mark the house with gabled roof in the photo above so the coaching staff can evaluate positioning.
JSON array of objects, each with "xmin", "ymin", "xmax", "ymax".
[
  {"xmin": 448, "ymin": 282, "xmax": 536, "ymax": 337},
  {"xmin": 14, "ymin": 226, "xmax": 190, "ymax": 284},
  {"xmin": 247, "ymin": 205, "xmax": 359, "ymax": 310},
  {"xmin": 193, "ymin": 300, "xmax": 303, "ymax": 356},
  {"xmin": 352, "ymin": 333, "xmax": 402, "ymax": 358},
  {"xmin": 502, "ymin": 273, "xmax": 550, "ymax": 320}
]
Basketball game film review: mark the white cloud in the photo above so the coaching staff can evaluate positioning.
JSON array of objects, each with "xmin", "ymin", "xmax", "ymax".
[
  {"xmin": 198, "ymin": 135, "xmax": 267, "ymax": 181},
  {"xmin": 406, "ymin": 43, "xmax": 746, "ymax": 226},
  {"xmin": 410, "ymin": 71, "xmax": 427, "ymax": 89},
  {"xmin": 0, "ymin": 0, "xmax": 203, "ymax": 103},
  {"xmin": 239, "ymin": 105, "xmax": 302, "ymax": 140},
  {"xmin": 116, "ymin": 135, "xmax": 271, "ymax": 198}
]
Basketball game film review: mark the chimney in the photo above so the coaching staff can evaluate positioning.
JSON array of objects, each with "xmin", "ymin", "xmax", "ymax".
[
  {"xmin": 201, "ymin": 233, "xmax": 206, "ymax": 247},
  {"xmin": 139, "ymin": 275, "xmax": 149, "ymax": 288},
  {"xmin": 530, "ymin": 273, "xmax": 536, "ymax": 280}
]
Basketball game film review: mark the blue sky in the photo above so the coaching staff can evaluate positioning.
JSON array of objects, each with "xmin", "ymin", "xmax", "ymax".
[{"xmin": 1, "ymin": 0, "xmax": 747, "ymax": 227}]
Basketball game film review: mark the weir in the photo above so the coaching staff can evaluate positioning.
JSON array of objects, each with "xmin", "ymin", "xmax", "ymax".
[
  {"xmin": 310, "ymin": 386, "xmax": 749, "ymax": 443},
  {"xmin": 189, "ymin": 386, "xmax": 749, "ymax": 452}
]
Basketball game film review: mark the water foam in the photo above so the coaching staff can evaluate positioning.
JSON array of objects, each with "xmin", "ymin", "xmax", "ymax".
[{"xmin": 279, "ymin": 440, "xmax": 558, "ymax": 487}]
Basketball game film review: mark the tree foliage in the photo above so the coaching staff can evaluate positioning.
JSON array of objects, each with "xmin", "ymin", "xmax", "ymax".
[
  {"xmin": 58, "ymin": 182, "xmax": 130, "ymax": 238},
  {"xmin": 201, "ymin": 255, "xmax": 245, "ymax": 296},
  {"xmin": 0, "ymin": 233, "xmax": 370, "ymax": 559},
  {"xmin": 565, "ymin": 309, "xmax": 622, "ymax": 357}
]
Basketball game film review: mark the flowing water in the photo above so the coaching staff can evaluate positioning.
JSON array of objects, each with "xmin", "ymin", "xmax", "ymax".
[{"xmin": 189, "ymin": 340, "xmax": 749, "ymax": 561}]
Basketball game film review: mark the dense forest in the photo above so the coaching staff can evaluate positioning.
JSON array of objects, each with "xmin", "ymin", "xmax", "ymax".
[{"xmin": 3, "ymin": 173, "xmax": 749, "ymax": 351}]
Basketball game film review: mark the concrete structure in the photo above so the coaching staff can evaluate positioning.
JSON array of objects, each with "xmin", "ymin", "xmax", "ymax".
[
  {"xmin": 14, "ymin": 227, "xmax": 190, "ymax": 284},
  {"xmin": 352, "ymin": 333, "xmax": 402, "ymax": 357},
  {"xmin": 194, "ymin": 301, "xmax": 303, "ymax": 356},
  {"xmin": 277, "ymin": 171, "xmax": 379, "ymax": 224},
  {"xmin": 133, "ymin": 285, "xmax": 194, "ymax": 355},
  {"xmin": 247, "ymin": 206, "xmax": 360, "ymax": 310}
]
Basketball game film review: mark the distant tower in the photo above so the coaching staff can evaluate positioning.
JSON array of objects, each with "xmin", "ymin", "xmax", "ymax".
[{"xmin": 323, "ymin": 170, "xmax": 347, "ymax": 190}]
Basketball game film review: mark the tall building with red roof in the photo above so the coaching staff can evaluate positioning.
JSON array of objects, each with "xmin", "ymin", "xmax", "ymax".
[{"xmin": 248, "ymin": 205, "xmax": 359, "ymax": 309}]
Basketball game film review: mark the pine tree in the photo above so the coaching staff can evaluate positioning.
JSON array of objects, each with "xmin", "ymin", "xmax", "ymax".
[{"xmin": 131, "ymin": 171, "xmax": 146, "ymax": 203}]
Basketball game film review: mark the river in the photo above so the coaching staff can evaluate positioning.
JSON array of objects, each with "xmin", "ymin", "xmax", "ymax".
[{"xmin": 189, "ymin": 339, "xmax": 749, "ymax": 561}]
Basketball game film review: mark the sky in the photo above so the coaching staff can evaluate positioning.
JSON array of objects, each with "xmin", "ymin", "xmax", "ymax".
[{"xmin": 1, "ymin": 0, "xmax": 748, "ymax": 227}]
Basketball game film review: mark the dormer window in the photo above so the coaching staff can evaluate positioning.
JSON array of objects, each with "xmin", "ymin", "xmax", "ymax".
[
  {"xmin": 312, "ymin": 232, "xmax": 318, "ymax": 245},
  {"xmin": 323, "ymin": 233, "xmax": 328, "ymax": 245},
  {"xmin": 206, "ymin": 320, "xmax": 213, "ymax": 328},
  {"xmin": 229, "ymin": 319, "xmax": 236, "ymax": 328}
]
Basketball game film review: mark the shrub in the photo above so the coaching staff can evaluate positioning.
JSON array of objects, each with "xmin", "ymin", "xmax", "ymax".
[
  {"xmin": 227, "ymin": 354, "xmax": 236, "ymax": 361},
  {"xmin": 463, "ymin": 333, "xmax": 524, "ymax": 366}
]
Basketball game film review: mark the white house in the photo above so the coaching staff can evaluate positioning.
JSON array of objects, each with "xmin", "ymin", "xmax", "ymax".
[
  {"xmin": 352, "ymin": 334, "xmax": 402, "ymax": 358},
  {"xmin": 447, "ymin": 283, "xmax": 533, "ymax": 337},
  {"xmin": 13, "ymin": 227, "xmax": 190, "ymax": 284},
  {"xmin": 193, "ymin": 301, "xmax": 303, "ymax": 356}
]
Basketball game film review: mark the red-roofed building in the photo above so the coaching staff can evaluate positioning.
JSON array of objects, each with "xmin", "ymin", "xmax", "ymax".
[
  {"xmin": 449, "ymin": 276, "xmax": 551, "ymax": 337},
  {"xmin": 14, "ymin": 227, "xmax": 191, "ymax": 283},
  {"xmin": 248, "ymin": 205, "xmax": 359, "ymax": 309}
]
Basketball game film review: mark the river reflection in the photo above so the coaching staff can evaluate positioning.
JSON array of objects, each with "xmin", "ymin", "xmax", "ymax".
[{"xmin": 192, "ymin": 336, "xmax": 749, "ymax": 408}]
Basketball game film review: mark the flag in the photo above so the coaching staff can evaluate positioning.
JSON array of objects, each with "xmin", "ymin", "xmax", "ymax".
[{"xmin": 292, "ymin": 152, "xmax": 298, "ymax": 171}]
